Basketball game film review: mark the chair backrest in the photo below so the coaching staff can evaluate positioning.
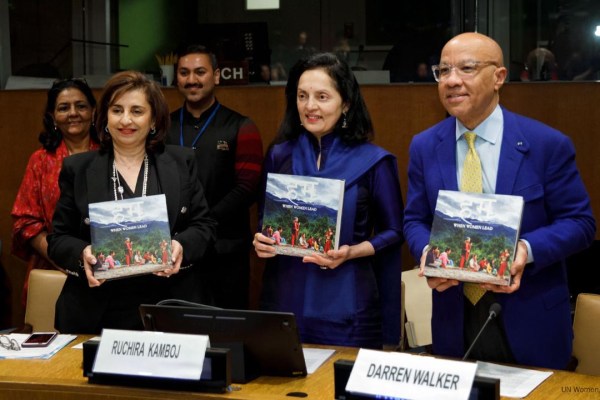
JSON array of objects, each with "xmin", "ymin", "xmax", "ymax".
[
  {"xmin": 401, "ymin": 268, "xmax": 432, "ymax": 348},
  {"xmin": 572, "ymin": 293, "xmax": 600, "ymax": 375},
  {"xmin": 24, "ymin": 269, "xmax": 67, "ymax": 332},
  {"xmin": 400, "ymin": 280, "xmax": 405, "ymax": 350}
]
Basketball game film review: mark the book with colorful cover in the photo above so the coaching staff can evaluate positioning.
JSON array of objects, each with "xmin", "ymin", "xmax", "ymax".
[
  {"xmin": 424, "ymin": 190, "xmax": 524, "ymax": 286},
  {"xmin": 262, "ymin": 173, "xmax": 344, "ymax": 258},
  {"xmin": 88, "ymin": 194, "xmax": 172, "ymax": 280}
]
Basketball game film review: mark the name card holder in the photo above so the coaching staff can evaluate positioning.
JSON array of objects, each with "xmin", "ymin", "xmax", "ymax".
[
  {"xmin": 83, "ymin": 338, "xmax": 231, "ymax": 393},
  {"xmin": 334, "ymin": 358, "xmax": 500, "ymax": 400}
]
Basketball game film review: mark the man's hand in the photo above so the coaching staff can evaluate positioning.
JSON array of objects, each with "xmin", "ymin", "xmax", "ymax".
[
  {"xmin": 482, "ymin": 241, "xmax": 528, "ymax": 294},
  {"xmin": 418, "ymin": 245, "xmax": 459, "ymax": 292}
]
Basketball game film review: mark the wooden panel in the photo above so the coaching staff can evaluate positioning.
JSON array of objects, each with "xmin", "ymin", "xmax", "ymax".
[{"xmin": 1, "ymin": 82, "xmax": 598, "ymax": 327}]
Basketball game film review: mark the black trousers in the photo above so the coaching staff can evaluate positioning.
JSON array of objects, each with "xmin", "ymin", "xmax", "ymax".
[
  {"xmin": 197, "ymin": 249, "xmax": 251, "ymax": 310},
  {"xmin": 463, "ymin": 291, "xmax": 516, "ymax": 364}
]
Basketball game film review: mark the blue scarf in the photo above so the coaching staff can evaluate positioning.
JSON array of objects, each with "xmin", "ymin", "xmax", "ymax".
[{"xmin": 291, "ymin": 131, "xmax": 399, "ymax": 342}]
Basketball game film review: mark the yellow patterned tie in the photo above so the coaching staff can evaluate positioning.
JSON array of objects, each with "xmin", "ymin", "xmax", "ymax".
[{"xmin": 461, "ymin": 132, "xmax": 486, "ymax": 305}]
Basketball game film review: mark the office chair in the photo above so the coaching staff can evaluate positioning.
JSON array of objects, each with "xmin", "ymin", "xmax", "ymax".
[
  {"xmin": 384, "ymin": 280, "xmax": 406, "ymax": 351},
  {"xmin": 23, "ymin": 269, "xmax": 67, "ymax": 332},
  {"xmin": 572, "ymin": 293, "xmax": 600, "ymax": 375},
  {"xmin": 401, "ymin": 268, "xmax": 432, "ymax": 348},
  {"xmin": 400, "ymin": 280, "xmax": 405, "ymax": 350}
]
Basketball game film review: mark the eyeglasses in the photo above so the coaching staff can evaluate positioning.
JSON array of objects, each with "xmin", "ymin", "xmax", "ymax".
[
  {"xmin": 431, "ymin": 61, "xmax": 499, "ymax": 82},
  {"xmin": 0, "ymin": 335, "xmax": 21, "ymax": 351}
]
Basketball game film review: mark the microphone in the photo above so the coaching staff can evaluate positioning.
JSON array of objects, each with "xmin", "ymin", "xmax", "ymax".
[{"xmin": 462, "ymin": 303, "xmax": 502, "ymax": 361}]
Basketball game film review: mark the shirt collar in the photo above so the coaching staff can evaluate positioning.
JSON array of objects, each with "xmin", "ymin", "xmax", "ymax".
[
  {"xmin": 455, "ymin": 105, "xmax": 502, "ymax": 144},
  {"xmin": 182, "ymin": 98, "xmax": 220, "ymax": 122}
]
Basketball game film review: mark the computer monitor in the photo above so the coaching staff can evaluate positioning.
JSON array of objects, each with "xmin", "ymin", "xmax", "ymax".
[{"xmin": 139, "ymin": 304, "xmax": 307, "ymax": 383}]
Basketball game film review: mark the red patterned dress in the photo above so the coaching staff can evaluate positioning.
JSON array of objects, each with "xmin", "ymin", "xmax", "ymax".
[{"xmin": 11, "ymin": 140, "xmax": 99, "ymax": 303}]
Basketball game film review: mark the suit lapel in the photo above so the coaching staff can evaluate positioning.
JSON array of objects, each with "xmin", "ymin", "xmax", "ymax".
[
  {"xmin": 85, "ymin": 152, "xmax": 113, "ymax": 204},
  {"xmin": 435, "ymin": 117, "xmax": 459, "ymax": 191},
  {"xmin": 155, "ymin": 150, "xmax": 180, "ymax": 230},
  {"xmin": 496, "ymin": 108, "xmax": 529, "ymax": 194}
]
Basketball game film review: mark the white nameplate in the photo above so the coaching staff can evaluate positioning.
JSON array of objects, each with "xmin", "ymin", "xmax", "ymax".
[
  {"xmin": 93, "ymin": 329, "xmax": 209, "ymax": 380},
  {"xmin": 346, "ymin": 349, "xmax": 477, "ymax": 400}
]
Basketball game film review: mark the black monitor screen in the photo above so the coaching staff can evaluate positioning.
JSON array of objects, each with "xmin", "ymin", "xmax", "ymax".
[{"xmin": 139, "ymin": 304, "xmax": 306, "ymax": 382}]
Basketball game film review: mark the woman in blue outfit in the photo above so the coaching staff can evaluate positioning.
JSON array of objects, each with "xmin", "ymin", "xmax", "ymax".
[{"xmin": 252, "ymin": 53, "xmax": 404, "ymax": 349}]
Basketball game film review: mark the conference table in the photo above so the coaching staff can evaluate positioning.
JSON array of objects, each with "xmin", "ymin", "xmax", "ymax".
[{"xmin": 0, "ymin": 336, "xmax": 598, "ymax": 399}]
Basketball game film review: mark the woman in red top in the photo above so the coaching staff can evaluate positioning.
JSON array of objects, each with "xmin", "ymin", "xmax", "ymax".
[
  {"xmin": 497, "ymin": 249, "xmax": 510, "ymax": 278},
  {"xmin": 324, "ymin": 227, "xmax": 334, "ymax": 253},
  {"xmin": 11, "ymin": 79, "xmax": 100, "ymax": 303},
  {"xmin": 124, "ymin": 238, "xmax": 133, "ymax": 266},
  {"xmin": 160, "ymin": 239, "xmax": 169, "ymax": 266}
]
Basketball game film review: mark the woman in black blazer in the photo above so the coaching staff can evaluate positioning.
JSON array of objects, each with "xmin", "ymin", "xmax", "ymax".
[{"xmin": 48, "ymin": 71, "xmax": 216, "ymax": 334}]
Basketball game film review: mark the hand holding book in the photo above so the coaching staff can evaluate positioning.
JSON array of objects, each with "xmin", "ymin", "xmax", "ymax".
[
  {"xmin": 480, "ymin": 240, "xmax": 528, "ymax": 294},
  {"xmin": 260, "ymin": 173, "xmax": 344, "ymax": 259},
  {"xmin": 253, "ymin": 232, "xmax": 278, "ymax": 258},
  {"xmin": 82, "ymin": 239, "xmax": 181, "ymax": 286},
  {"xmin": 417, "ymin": 246, "xmax": 459, "ymax": 292},
  {"xmin": 423, "ymin": 191, "xmax": 524, "ymax": 287},
  {"xmin": 302, "ymin": 245, "xmax": 347, "ymax": 269},
  {"xmin": 302, "ymin": 241, "xmax": 376, "ymax": 270},
  {"xmin": 81, "ymin": 244, "xmax": 105, "ymax": 287},
  {"xmin": 419, "ymin": 240, "xmax": 528, "ymax": 294},
  {"xmin": 153, "ymin": 239, "xmax": 182, "ymax": 278},
  {"xmin": 88, "ymin": 195, "xmax": 176, "ymax": 280}
]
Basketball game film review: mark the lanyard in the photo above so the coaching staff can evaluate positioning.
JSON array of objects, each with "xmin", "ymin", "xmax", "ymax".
[{"xmin": 179, "ymin": 102, "xmax": 221, "ymax": 149}]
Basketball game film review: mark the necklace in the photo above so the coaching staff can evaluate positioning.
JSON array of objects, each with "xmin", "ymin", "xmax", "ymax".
[{"xmin": 112, "ymin": 154, "xmax": 149, "ymax": 201}]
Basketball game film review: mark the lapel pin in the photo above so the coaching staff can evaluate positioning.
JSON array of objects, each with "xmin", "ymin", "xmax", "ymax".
[{"xmin": 181, "ymin": 206, "xmax": 187, "ymax": 214}]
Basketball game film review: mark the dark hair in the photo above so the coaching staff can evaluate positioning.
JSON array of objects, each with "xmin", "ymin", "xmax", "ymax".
[
  {"xmin": 38, "ymin": 78, "xmax": 98, "ymax": 152},
  {"xmin": 95, "ymin": 71, "xmax": 169, "ymax": 154},
  {"xmin": 276, "ymin": 52, "xmax": 373, "ymax": 145},
  {"xmin": 176, "ymin": 44, "xmax": 219, "ymax": 71}
]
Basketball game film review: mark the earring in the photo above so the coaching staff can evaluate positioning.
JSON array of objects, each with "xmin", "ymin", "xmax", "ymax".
[
  {"xmin": 149, "ymin": 128, "xmax": 156, "ymax": 136},
  {"xmin": 104, "ymin": 126, "xmax": 109, "ymax": 133},
  {"xmin": 341, "ymin": 112, "xmax": 348, "ymax": 129},
  {"xmin": 53, "ymin": 124, "xmax": 59, "ymax": 133}
]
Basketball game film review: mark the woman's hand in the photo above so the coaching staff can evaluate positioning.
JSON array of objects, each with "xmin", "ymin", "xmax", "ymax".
[
  {"xmin": 154, "ymin": 240, "xmax": 182, "ymax": 278},
  {"xmin": 81, "ymin": 245, "xmax": 105, "ymax": 287},
  {"xmin": 303, "ymin": 241, "xmax": 375, "ymax": 270},
  {"xmin": 302, "ymin": 245, "xmax": 350, "ymax": 269},
  {"xmin": 253, "ymin": 232, "xmax": 277, "ymax": 258}
]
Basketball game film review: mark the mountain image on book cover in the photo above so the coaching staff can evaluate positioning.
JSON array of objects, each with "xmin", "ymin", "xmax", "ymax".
[
  {"xmin": 262, "ymin": 173, "xmax": 344, "ymax": 258},
  {"xmin": 89, "ymin": 194, "xmax": 172, "ymax": 280},
  {"xmin": 424, "ymin": 190, "xmax": 524, "ymax": 286}
]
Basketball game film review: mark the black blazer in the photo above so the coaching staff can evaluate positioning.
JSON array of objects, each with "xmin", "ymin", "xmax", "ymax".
[{"xmin": 47, "ymin": 145, "xmax": 216, "ymax": 333}]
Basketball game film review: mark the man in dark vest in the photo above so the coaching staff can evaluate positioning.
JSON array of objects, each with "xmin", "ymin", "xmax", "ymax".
[{"xmin": 167, "ymin": 45, "xmax": 263, "ymax": 309}]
